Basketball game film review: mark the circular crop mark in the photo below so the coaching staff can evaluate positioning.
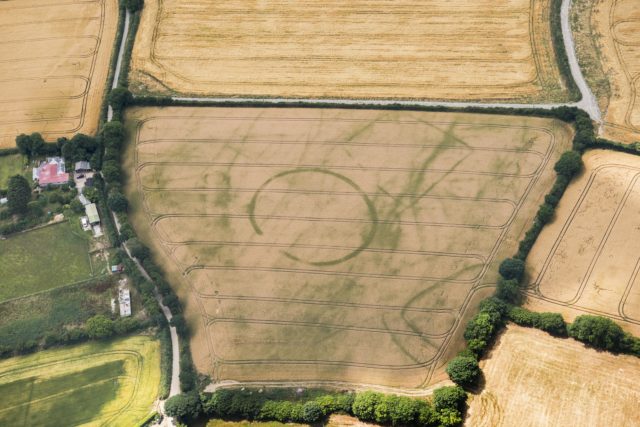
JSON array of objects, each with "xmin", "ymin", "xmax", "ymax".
[{"xmin": 248, "ymin": 168, "xmax": 378, "ymax": 266}]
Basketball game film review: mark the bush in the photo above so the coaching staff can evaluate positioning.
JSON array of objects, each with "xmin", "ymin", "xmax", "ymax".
[
  {"xmin": 496, "ymin": 278, "xmax": 521, "ymax": 304},
  {"xmin": 165, "ymin": 392, "xmax": 202, "ymax": 421},
  {"xmin": 498, "ymin": 258, "xmax": 525, "ymax": 281},
  {"xmin": 432, "ymin": 386, "xmax": 466, "ymax": 413},
  {"xmin": 108, "ymin": 191, "xmax": 128, "ymax": 212},
  {"xmin": 536, "ymin": 312, "xmax": 567, "ymax": 336},
  {"xmin": 124, "ymin": 0, "xmax": 143, "ymax": 12},
  {"xmin": 85, "ymin": 315, "xmax": 115, "ymax": 339},
  {"xmin": 536, "ymin": 203, "xmax": 555, "ymax": 225},
  {"xmin": 351, "ymin": 391, "xmax": 381, "ymax": 422},
  {"xmin": 108, "ymin": 87, "xmax": 131, "ymax": 112},
  {"xmin": 554, "ymin": 151, "xmax": 583, "ymax": 177},
  {"xmin": 568, "ymin": 315, "xmax": 625, "ymax": 351},
  {"xmin": 102, "ymin": 160, "xmax": 121, "ymax": 183},
  {"xmin": 446, "ymin": 355, "xmax": 481, "ymax": 387},
  {"xmin": 302, "ymin": 401, "xmax": 323, "ymax": 423},
  {"xmin": 7, "ymin": 175, "xmax": 31, "ymax": 215}
]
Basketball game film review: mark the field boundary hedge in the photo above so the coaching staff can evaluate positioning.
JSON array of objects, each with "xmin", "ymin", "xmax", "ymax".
[{"xmin": 550, "ymin": 0, "xmax": 581, "ymax": 101}]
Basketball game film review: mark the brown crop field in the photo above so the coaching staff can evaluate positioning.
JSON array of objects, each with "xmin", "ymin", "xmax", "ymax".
[
  {"xmin": 466, "ymin": 324, "xmax": 640, "ymax": 427},
  {"xmin": 525, "ymin": 150, "xmax": 640, "ymax": 335},
  {"xmin": 572, "ymin": 0, "xmax": 640, "ymax": 143},
  {"xmin": 0, "ymin": 0, "xmax": 118, "ymax": 148},
  {"xmin": 130, "ymin": 0, "xmax": 569, "ymax": 102},
  {"xmin": 123, "ymin": 107, "xmax": 572, "ymax": 389}
]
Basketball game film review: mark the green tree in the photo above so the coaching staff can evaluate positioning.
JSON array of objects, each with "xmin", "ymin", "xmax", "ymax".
[
  {"xmin": 568, "ymin": 315, "xmax": 625, "ymax": 351},
  {"xmin": 498, "ymin": 257, "xmax": 525, "ymax": 281},
  {"xmin": 124, "ymin": 0, "xmax": 144, "ymax": 12},
  {"xmin": 102, "ymin": 160, "xmax": 121, "ymax": 183},
  {"xmin": 496, "ymin": 278, "xmax": 521, "ymax": 304},
  {"xmin": 446, "ymin": 355, "xmax": 480, "ymax": 387},
  {"xmin": 108, "ymin": 191, "xmax": 128, "ymax": 212},
  {"xmin": 7, "ymin": 175, "xmax": 31, "ymax": 215},
  {"xmin": 432, "ymin": 386, "xmax": 466, "ymax": 412},
  {"xmin": 302, "ymin": 401, "xmax": 323, "ymax": 423},
  {"xmin": 536, "ymin": 312, "xmax": 567, "ymax": 336},
  {"xmin": 70, "ymin": 199, "xmax": 84, "ymax": 213},
  {"xmin": 101, "ymin": 121, "xmax": 125, "ymax": 150},
  {"xmin": 165, "ymin": 392, "xmax": 202, "ymax": 421},
  {"xmin": 108, "ymin": 87, "xmax": 131, "ymax": 112},
  {"xmin": 437, "ymin": 408, "xmax": 463, "ymax": 427},
  {"xmin": 352, "ymin": 391, "xmax": 381, "ymax": 422},
  {"xmin": 554, "ymin": 151, "xmax": 583, "ymax": 177},
  {"xmin": 536, "ymin": 203, "xmax": 555, "ymax": 225},
  {"xmin": 85, "ymin": 315, "xmax": 115, "ymax": 339}
]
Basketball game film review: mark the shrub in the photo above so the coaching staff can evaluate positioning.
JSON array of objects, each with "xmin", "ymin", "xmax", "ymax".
[
  {"xmin": 352, "ymin": 391, "xmax": 381, "ymax": 422},
  {"xmin": 536, "ymin": 312, "xmax": 567, "ymax": 336},
  {"xmin": 496, "ymin": 278, "xmax": 521, "ymax": 304},
  {"xmin": 554, "ymin": 151, "xmax": 583, "ymax": 177},
  {"xmin": 102, "ymin": 160, "xmax": 121, "ymax": 183},
  {"xmin": 108, "ymin": 88, "xmax": 131, "ymax": 112},
  {"xmin": 85, "ymin": 315, "xmax": 115, "ymax": 339},
  {"xmin": 432, "ymin": 386, "xmax": 466, "ymax": 413},
  {"xmin": 7, "ymin": 175, "xmax": 31, "ymax": 215},
  {"xmin": 165, "ymin": 392, "xmax": 202, "ymax": 421},
  {"xmin": 536, "ymin": 203, "xmax": 555, "ymax": 225},
  {"xmin": 507, "ymin": 306, "xmax": 538, "ymax": 327},
  {"xmin": 108, "ymin": 191, "xmax": 128, "ymax": 212},
  {"xmin": 498, "ymin": 258, "xmax": 525, "ymax": 281},
  {"xmin": 446, "ymin": 355, "xmax": 481, "ymax": 387},
  {"xmin": 124, "ymin": 0, "xmax": 143, "ymax": 12},
  {"xmin": 302, "ymin": 401, "xmax": 323, "ymax": 423},
  {"xmin": 568, "ymin": 315, "xmax": 625, "ymax": 351}
]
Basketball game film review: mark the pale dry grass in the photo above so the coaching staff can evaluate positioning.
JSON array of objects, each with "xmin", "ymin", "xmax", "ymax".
[
  {"xmin": 572, "ymin": 0, "xmax": 640, "ymax": 143},
  {"xmin": 466, "ymin": 325, "xmax": 640, "ymax": 427},
  {"xmin": 131, "ymin": 0, "xmax": 568, "ymax": 102},
  {"xmin": 123, "ymin": 107, "xmax": 572, "ymax": 389},
  {"xmin": 0, "ymin": 0, "xmax": 118, "ymax": 148},
  {"xmin": 525, "ymin": 150, "xmax": 640, "ymax": 335}
]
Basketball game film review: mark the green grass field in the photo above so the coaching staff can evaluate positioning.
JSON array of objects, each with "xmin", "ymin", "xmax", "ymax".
[
  {"xmin": 0, "ymin": 221, "xmax": 93, "ymax": 302},
  {"xmin": 0, "ymin": 154, "xmax": 26, "ymax": 189},
  {"xmin": 0, "ymin": 336, "xmax": 161, "ymax": 427}
]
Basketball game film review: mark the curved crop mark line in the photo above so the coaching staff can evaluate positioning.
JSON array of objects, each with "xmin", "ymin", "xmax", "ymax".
[
  {"xmin": 248, "ymin": 167, "xmax": 378, "ymax": 266},
  {"xmin": 619, "ymin": 257, "xmax": 640, "ymax": 321}
]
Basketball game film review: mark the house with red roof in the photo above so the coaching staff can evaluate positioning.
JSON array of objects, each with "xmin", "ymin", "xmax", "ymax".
[{"xmin": 32, "ymin": 157, "xmax": 69, "ymax": 187}]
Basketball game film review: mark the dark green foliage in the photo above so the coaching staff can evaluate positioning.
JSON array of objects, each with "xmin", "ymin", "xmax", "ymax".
[
  {"xmin": 302, "ymin": 401, "xmax": 323, "ymax": 423},
  {"xmin": 101, "ymin": 121, "xmax": 125, "ymax": 151},
  {"xmin": 102, "ymin": 160, "xmax": 121, "ymax": 183},
  {"xmin": 70, "ymin": 199, "xmax": 85, "ymax": 213},
  {"xmin": 15, "ymin": 133, "xmax": 46, "ymax": 158},
  {"xmin": 107, "ymin": 191, "xmax": 128, "ymax": 212},
  {"xmin": 554, "ymin": 151, "xmax": 583, "ymax": 177},
  {"xmin": 60, "ymin": 134, "xmax": 99, "ymax": 163},
  {"xmin": 7, "ymin": 175, "xmax": 31, "ymax": 215},
  {"xmin": 507, "ymin": 307, "xmax": 568, "ymax": 337},
  {"xmin": 170, "ymin": 314, "xmax": 189, "ymax": 337},
  {"xmin": 446, "ymin": 355, "xmax": 480, "ymax": 387},
  {"xmin": 352, "ymin": 391, "xmax": 380, "ymax": 421},
  {"xmin": 127, "ymin": 238, "xmax": 150, "ymax": 261},
  {"xmin": 85, "ymin": 315, "xmax": 115, "ymax": 339},
  {"xmin": 568, "ymin": 315, "xmax": 625, "ymax": 351},
  {"xmin": 536, "ymin": 203, "xmax": 555, "ymax": 225},
  {"xmin": 315, "ymin": 393, "xmax": 354, "ymax": 415},
  {"xmin": 463, "ymin": 298, "xmax": 506, "ymax": 356},
  {"xmin": 124, "ymin": 0, "xmax": 143, "ymax": 12},
  {"xmin": 179, "ymin": 345, "xmax": 197, "ymax": 392},
  {"xmin": 548, "ymin": 0, "xmax": 580, "ymax": 101},
  {"xmin": 498, "ymin": 258, "xmax": 525, "ymax": 281},
  {"xmin": 108, "ymin": 87, "xmax": 131, "ymax": 112},
  {"xmin": 432, "ymin": 386, "xmax": 466, "ymax": 413},
  {"xmin": 496, "ymin": 278, "xmax": 521, "ymax": 304},
  {"xmin": 165, "ymin": 392, "xmax": 202, "ymax": 421}
]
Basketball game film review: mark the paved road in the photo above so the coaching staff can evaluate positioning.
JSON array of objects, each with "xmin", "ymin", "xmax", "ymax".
[{"xmin": 172, "ymin": 0, "xmax": 602, "ymax": 123}]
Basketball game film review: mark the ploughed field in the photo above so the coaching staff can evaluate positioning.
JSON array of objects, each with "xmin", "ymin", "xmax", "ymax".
[
  {"xmin": 131, "ymin": 0, "xmax": 568, "ymax": 102},
  {"xmin": 572, "ymin": 0, "xmax": 640, "ymax": 143},
  {"xmin": 123, "ymin": 107, "xmax": 572, "ymax": 389},
  {"xmin": 0, "ymin": 336, "xmax": 160, "ymax": 427},
  {"xmin": 466, "ymin": 325, "xmax": 640, "ymax": 427},
  {"xmin": 525, "ymin": 150, "xmax": 640, "ymax": 335},
  {"xmin": 0, "ymin": 0, "xmax": 118, "ymax": 148}
]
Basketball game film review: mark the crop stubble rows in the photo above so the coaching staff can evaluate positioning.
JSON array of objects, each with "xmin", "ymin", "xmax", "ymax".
[
  {"xmin": 525, "ymin": 150, "xmax": 640, "ymax": 335},
  {"xmin": 131, "ymin": 0, "xmax": 568, "ymax": 102},
  {"xmin": 124, "ymin": 107, "xmax": 572, "ymax": 388},
  {"xmin": 0, "ymin": 0, "xmax": 117, "ymax": 147}
]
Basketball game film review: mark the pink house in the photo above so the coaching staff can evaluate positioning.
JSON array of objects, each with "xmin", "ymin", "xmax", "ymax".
[{"xmin": 33, "ymin": 157, "xmax": 69, "ymax": 187}]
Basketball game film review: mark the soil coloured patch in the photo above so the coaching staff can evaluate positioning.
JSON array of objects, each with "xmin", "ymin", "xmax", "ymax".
[
  {"xmin": 0, "ymin": 0, "xmax": 118, "ymax": 148},
  {"xmin": 131, "ymin": 0, "xmax": 568, "ymax": 103},
  {"xmin": 572, "ymin": 0, "xmax": 640, "ymax": 143},
  {"xmin": 525, "ymin": 150, "xmax": 640, "ymax": 335},
  {"xmin": 123, "ymin": 107, "xmax": 572, "ymax": 389},
  {"xmin": 466, "ymin": 325, "xmax": 640, "ymax": 427}
]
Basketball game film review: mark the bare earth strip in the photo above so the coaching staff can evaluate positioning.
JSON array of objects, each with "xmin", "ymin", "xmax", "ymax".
[
  {"xmin": 0, "ymin": 0, "xmax": 118, "ymax": 148},
  {"xmin": 131, "ymin": 0, "xmax": 569, "ymax": 103},
  {"xmin": 572, "ymin": 0, "xmax": 640, "ymax": 143},
  {"xmin": 525, "ymin": 150, "xmax": 640, "ymax": 335},
  {"xmin": 123, "ymin": 107, "xmax": 572, "ymax": 390},
  {"xmin": 466, "ymin": 325, "xmax": 640, "ymax": 427}
]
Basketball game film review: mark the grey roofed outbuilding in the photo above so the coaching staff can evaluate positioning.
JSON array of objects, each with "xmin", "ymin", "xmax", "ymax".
[
  {"xmin": 85, "ymin": 203, "xmax": 100, "ymax": 224},
  {"xmin": 75, "ymin": 161, "xmax": 91, "ymax": 172}
]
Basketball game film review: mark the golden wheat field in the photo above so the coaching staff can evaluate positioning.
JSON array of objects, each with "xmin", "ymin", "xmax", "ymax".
[
  {"xmin": 572, "ymin": 0, "xmax": 640, "ymax": 143},
  {"xmin": 130, "ymin": 0, "xmax": 569, "ymax": 102},
  {"xmin": 466, "ymin": 325, "xmax": 640, "ymax": 427},
  {"xmin": 123, "ymin": 106, "xmax": 573, "ymax": 389},
  {"xmin": 0, "ymin": 0, "xmax": 118, "ymax": 148},
  {"xmin": 525, "ymin": 150, "xmax": 640, "ymax": 335}
]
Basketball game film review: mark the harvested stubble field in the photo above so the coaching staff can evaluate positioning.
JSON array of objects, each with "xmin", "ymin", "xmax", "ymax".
[
  {"xmin": 0, "ymin": 0, "xmax": 118, "ymax": 148},
  {"xmin": 466, "ymin": 325, "xmax": 640, "ymax": 427},
  {"xmin": 131, "ymin": 0, "xmax": 568, "ymax": 102},
  {"xmin": 124, "ymin": 107, "xmax": 573, "ymax": 389},
  {"xmin": 572, "ymin": 0, "xmax": 640, "ymax": 143},
  {"xmin": 525, "ymin": 150, "xmax": 640, "ymax": 335},
  {"xmin": 0, "ymin": 336, "xmax": 160, "ymax": 427}
]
